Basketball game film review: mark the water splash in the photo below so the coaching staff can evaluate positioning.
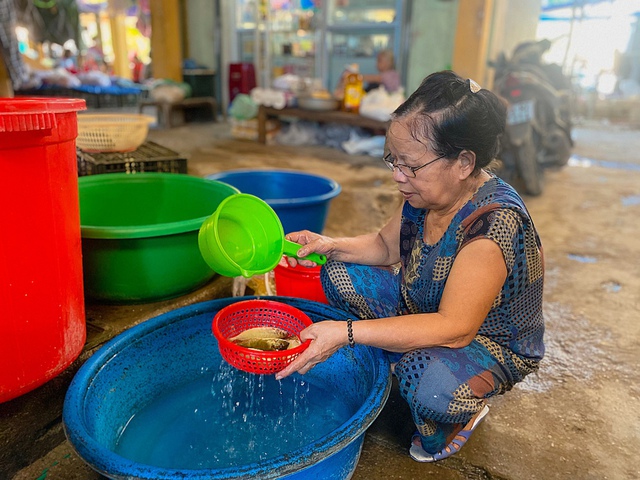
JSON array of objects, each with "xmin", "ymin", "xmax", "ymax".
[
  {"xmin": 115, "ymin": 361, "xmax": 352, "ymax": 469},
  {"xmin": 567, "ymin": 253, "xmax": 597, "ymax": 263},
  {"xmin": 622, "ymin": 195, "xmax": 640, "ymax": 207},
  {"xmin": 568, "ymin": 154, "xmax": 640, "ymax": 172},
  {"xmin": 601, "ymin": 280, "xmax": 622, "ymax": 293},
  {"xmin": 517, "ymin": 302, "xmax": 620, "ymax": 393}
]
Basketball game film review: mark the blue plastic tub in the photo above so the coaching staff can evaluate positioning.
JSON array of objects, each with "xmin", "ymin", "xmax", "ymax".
[
  {"xmin": 205, "ymin": 169, "xmax": 341, "ymax": 233},
  {"xmin": 63, "ymin": 297, "xmax": 390, "ymax": 479}
]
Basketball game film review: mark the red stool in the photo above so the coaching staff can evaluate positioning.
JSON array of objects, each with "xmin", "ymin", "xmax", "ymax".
[{"xmin": 228, "ymin": 63, "xmax": 257, "ymax": 102}]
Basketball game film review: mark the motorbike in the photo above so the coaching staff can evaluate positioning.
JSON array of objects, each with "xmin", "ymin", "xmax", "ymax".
[{"xmin": 491, "ymin": 39, "xmax": 574, "ymax": 196}]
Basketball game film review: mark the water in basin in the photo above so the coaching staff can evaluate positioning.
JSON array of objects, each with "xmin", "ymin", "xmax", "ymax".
[
  {"xmin": 63, "ymin": 298, "xmax": 391, "ymax": 479},
  {"xmin": 114, "ymin": 363, "xmax": 356, "ymax": 470}
]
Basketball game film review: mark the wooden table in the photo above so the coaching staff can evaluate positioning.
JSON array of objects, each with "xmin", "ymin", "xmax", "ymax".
[
  {"xmin": 139, "ymin": 96, "xmax": 218, "ymax": 128},
  {"xmin": 257, "ymin": 105, "xmax": 390, "ymax": 144}
]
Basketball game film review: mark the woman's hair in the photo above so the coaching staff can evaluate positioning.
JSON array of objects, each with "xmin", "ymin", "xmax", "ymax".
[{"xmin": 392, "ymin": 70, "xmax": 507, "ymax": 172}]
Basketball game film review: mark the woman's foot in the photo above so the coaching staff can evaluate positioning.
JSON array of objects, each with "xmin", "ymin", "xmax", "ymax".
[{"xmin": 409, "ymin": 404, "xmax": 490, "ymax": 462}]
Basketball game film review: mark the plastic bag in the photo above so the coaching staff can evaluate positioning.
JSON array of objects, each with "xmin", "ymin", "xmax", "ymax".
[
  {"xmin": 43, "ymin": 68, "xmax": 81, "ymax": 89},
  {"xmin": 318, "ymin": 122, "xmax": 352, "ymax": 149},
  {"xmin": 276, "ymin": 121, "xmax": 321, "ymax": 146},
  {"xmin": 150, "ymin": 80, "xmax": 192, "ymax": 103},
  {"xmin": 229, "ymin": 93, "xmax": 259, "ymax": 120},
  {"xmin": 77, "ymin": 70, "xmax": 111, "ymax": 87},
  {"xmin": 272, "ymin": 74, "xmax": 301, "ymax": 91},
  {"xmin": 250, "ymin": 87, "xmax": 289, "ymax": 109},
  {"xmin": 342, "ymin": 131, "xmax": 386, "ymax": 157},
  {"xmin": 359, "ymin": 86, "xmax": 405, "ymax": 122}
]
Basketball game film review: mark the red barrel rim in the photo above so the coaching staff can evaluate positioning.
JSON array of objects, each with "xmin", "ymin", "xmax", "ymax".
[{"xmin": 0, "ymin": 97, "xmax": 86, "ymax": 115}]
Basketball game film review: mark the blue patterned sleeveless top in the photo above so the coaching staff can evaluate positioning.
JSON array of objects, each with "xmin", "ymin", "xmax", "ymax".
[{"xmin": 399, "ymin": 174, "xmax": 545, "ymax": 361}]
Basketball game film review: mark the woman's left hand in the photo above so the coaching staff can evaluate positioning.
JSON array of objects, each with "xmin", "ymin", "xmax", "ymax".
[{"xmin": 275, "ymin": 321, "xmax": 347, "ymax": 380}]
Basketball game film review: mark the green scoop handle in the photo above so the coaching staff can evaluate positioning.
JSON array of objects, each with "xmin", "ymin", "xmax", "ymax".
[{"xmin": 283, "ymin": 240, "xmax": 327, "ymax": 265}]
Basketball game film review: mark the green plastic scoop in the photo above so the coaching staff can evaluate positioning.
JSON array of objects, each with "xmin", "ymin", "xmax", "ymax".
[{"xmin": 198, "ymin": 193, "xmax": 326, "ymax": 278}]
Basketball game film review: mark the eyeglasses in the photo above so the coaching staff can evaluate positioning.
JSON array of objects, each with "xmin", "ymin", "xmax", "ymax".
[{"xmin": 383, "ymin": 152, "xmax": 446, "ymax": 178}]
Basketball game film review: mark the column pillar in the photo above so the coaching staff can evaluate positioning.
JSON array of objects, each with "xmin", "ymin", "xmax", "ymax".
[
  {"xmin": 0, "ymin": 59, "xmax": 13, "ymax": 97},
  {"xmin": 451, "ymin": 0, "xmax": 495, "ymax": 87},
  {"xmin": 150, "ymin": 0, "xmax": 183, "ymax": 82},
  {"xmin": 108, "ymin": 0, "xmax": 131, "ymax": 80}
]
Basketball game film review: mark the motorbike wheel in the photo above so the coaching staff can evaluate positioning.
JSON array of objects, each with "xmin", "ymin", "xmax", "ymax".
[
  {"xmin": 515, "ymin": 130, "xmax": 544, "ymax": 196},
  {"xmin": 548, "ymin": 128, "xmax": 573, "ymax": 167},
  {"xmin": 496, "ymin": 149, "xmax": 519, "ymax": 187}
]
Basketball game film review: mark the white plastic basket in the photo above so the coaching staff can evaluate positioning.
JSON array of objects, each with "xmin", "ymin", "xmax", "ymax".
[{"xmin": 76, "ymin": 114, "xmax": 155, "ymax": 153}]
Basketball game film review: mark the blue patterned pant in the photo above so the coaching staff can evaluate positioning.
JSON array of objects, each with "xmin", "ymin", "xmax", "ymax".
[{"xmin": 321, "ymin": 260, "xmax": 525, "ymax": 453}]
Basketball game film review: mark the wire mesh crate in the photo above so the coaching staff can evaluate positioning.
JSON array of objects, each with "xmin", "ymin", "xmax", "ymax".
[{"xmin": 77, "ymin": 141, "xmax": 188, "ymax": 176}]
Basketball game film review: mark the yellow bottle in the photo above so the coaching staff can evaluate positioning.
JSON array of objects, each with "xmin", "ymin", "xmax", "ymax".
[{"xmin": 342, "ymin": 66, "xmax": 363, "ymax": 114}]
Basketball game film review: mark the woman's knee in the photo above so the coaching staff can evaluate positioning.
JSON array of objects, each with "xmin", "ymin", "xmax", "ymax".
[
  {"xmin": 395, "ymin": 344, "xmax": 508, "ymax": 424},
  {"xmin": 395, "ymin": 350, "xmax": 459, "ymax": 419},
  {"xmin": 395, "ymin": 348, "xmax": 490, "ymax": 423},
  {"xmin": 320, "ymin": 261, "xmax": 357, "ymax": 311},
  {"xmin": 321, "ymin": 261, "xmax": 401, "ymax": 319}
]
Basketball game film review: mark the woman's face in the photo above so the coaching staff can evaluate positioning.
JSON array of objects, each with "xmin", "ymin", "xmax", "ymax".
[
  {"xmin": 377, "ymin": 53, "xmax": 393, "ymax": 72},
  {"xmin": 386, "ymin": 118, "xmax": 461, "ymax": 211}
]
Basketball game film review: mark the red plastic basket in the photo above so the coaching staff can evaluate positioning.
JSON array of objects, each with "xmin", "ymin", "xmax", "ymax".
[{"xmin": 212, "ymin": 299, "xmax": 313, "ymax": 374}]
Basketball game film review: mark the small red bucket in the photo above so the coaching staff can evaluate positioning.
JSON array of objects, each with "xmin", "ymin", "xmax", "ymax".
[{"xmin": 274, "ymin": 263, "xmax": 328, "ymax": 304}]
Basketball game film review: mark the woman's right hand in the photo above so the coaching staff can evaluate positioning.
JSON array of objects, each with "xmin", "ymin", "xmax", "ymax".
[
  {"xmin": 281, "ymin": 230, "xmax": 337, "ymax": 267},
  {"xmin": 275, "ymin": 320, "xmax": 347, "ymax": 380}
]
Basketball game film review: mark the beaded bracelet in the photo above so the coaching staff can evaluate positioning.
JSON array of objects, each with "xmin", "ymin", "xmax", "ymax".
[{"xmin": 347, "ymin": 319, "xmax": 355, "ymax": 348}]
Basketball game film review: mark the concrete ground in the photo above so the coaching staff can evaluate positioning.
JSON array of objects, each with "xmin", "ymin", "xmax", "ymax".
[{"xmin": 4, "ymin": 114, "xmax": 640, "ymax": 480}]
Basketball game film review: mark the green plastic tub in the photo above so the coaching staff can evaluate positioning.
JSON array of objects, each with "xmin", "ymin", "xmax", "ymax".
[{"xmin": 78, "ymin": 173, "xmax": 239, "ymax": 303}]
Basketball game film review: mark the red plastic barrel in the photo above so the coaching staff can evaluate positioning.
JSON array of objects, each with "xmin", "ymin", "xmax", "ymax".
[
  {"xmin": 0, "ymin": 97, "xmax": 86, "ymax": 403},
  {"xmin": 274, "ymin": 263, "xmax": 328, "ymax": 304}
]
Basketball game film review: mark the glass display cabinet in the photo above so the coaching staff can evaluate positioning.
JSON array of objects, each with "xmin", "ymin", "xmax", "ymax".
[
  {"xmin": 230, "ymin": 0, "xmax": 407, "ymax": 93},
  {"xmin": 325, "ymin": 0, "xmax": 405, "ymax": 92}
]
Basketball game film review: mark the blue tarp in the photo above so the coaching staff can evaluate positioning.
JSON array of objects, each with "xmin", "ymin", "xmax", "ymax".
[
  {"xmin": 16, "ymin": 83, "xmax": 147, "ymax": 109},
  {"xmin": 541, "ymin": 0, "xmax": 611, "ymax": 11},
  {"xmin": 23, "ymin": 83, "xmax": 145, "ymax": 96},
  {"xmin": 72, "ymin": 84, "xmax": 145, "ymax": 95}
]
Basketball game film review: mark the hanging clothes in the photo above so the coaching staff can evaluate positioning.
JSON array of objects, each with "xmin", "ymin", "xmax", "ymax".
[
  {"xmin": 16, "ymin": 0, "xmax": 81, "ymax": 47},
  {"xmin": 0, "ymin": 0, "xmax": 26, "ymax": 90}
]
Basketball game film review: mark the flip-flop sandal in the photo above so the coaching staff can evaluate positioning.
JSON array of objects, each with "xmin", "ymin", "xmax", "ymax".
[{"xmin": 409, "ymin": 404, "xmax": 490, "ymax": 463}]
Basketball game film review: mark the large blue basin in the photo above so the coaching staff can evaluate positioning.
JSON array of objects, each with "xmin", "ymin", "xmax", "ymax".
[
  {"xmin": 63, "ymin": 297, "xmax": 390, "ymax": 479},
  {"xmin": 205, "ymin": 169, "xmax": 341, "ymax": 234}
]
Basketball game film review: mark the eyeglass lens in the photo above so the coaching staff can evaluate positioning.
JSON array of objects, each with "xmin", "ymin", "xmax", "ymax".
[{"xmin": 383, "ymin": 154, "xmax": 416, "ymax": 177}]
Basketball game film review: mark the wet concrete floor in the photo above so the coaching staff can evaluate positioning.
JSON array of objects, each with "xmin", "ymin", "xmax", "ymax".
[{"xmin": 6, "ymin": 116, "xmax": 640, "ymax": 480}]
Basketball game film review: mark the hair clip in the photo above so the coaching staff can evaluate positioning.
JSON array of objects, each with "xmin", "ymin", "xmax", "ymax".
[{"xmin": 469, "ymin": 79, "xmax": 481, "ymax": 93}]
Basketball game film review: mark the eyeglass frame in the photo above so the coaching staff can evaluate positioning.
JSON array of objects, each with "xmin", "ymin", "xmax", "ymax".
[{"xmin": 382, "ymin": 152, "xmax": 447, "ymax": 178}]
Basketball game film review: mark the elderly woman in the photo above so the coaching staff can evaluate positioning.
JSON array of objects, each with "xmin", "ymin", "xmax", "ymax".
[
  {"xmin": 276, "ymin": 70, "xmax": 545, "ymax": 462},
  {"xmin": 362, "ymin": 49, "xmax": 402, "ymax": 93}
]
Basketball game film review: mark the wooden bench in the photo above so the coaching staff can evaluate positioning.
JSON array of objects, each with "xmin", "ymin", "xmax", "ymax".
[
  {"xmin": 139, "ymin": 96, "xmax": 218, "ymax": 128},
  {"xmin": 257, "ymin": 105, "xmax": 390, "ymax": 144}
]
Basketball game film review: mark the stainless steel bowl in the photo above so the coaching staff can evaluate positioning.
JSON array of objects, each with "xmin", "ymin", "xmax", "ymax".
[{"xmin": 297, "ymin": 96, "xmax": 340, "ymax": 111}]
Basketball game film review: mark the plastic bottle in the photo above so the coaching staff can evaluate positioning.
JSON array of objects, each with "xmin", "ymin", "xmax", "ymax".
[{"xmin": 342, "ymin": 64, "xmax": 364, "ymax": 114}]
